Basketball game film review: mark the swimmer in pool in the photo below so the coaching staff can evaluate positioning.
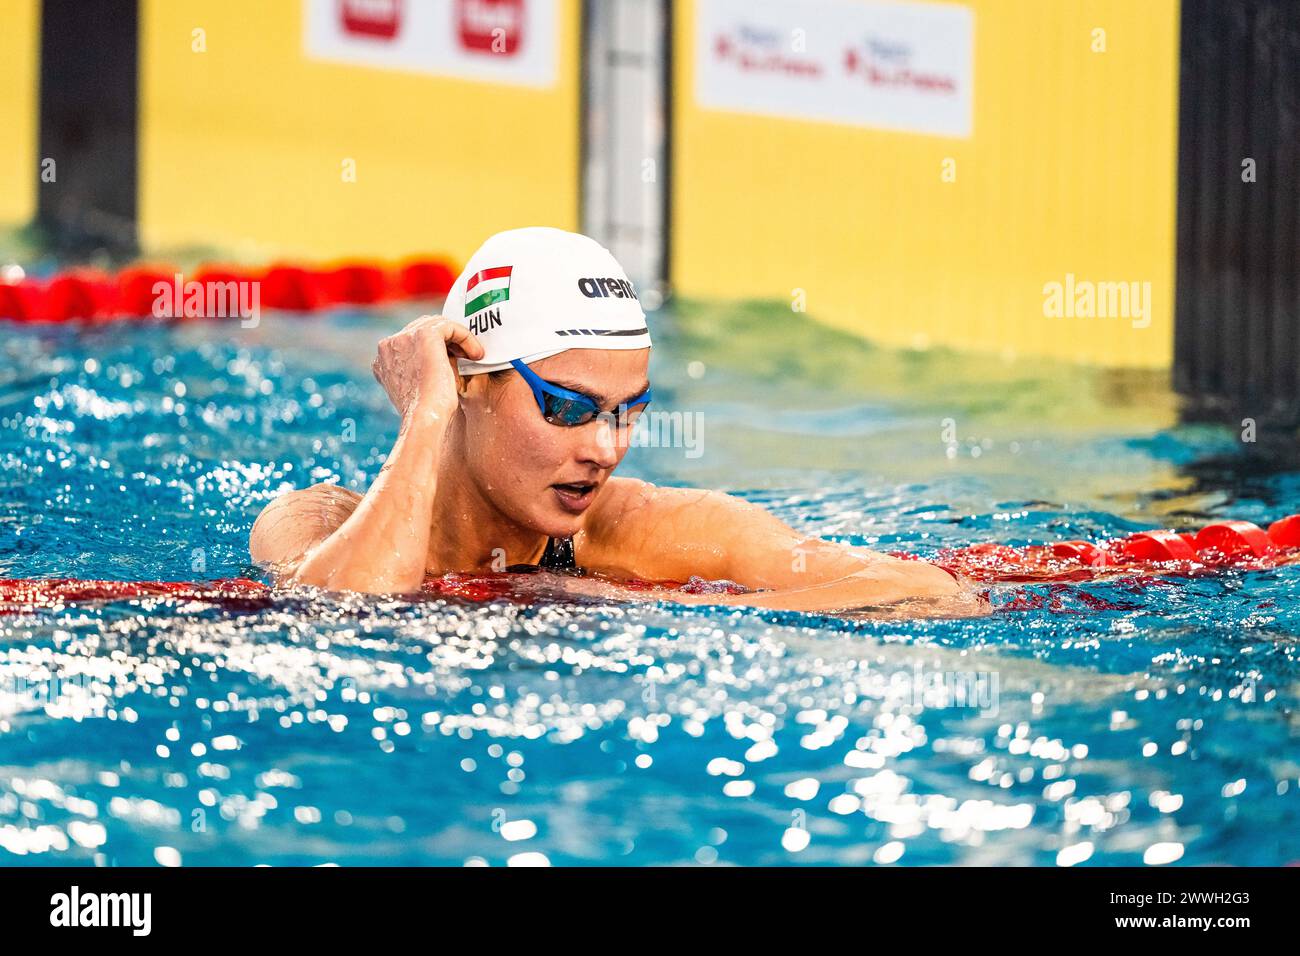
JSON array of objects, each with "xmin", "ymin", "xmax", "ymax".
[{"xmin": 250, "ymin": 227, "xmax": 983, "ymax": 617}]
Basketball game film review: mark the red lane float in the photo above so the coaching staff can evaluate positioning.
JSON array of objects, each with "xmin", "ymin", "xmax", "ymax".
[
  {"xmin": 1, "ymin": 514, "xmax": 1297, "ymax": 608},
  {"xmin": 933, "ymin": 516, "xmax": 1300, "ymax": 583},
  {"xmin": 45, "ymin": 273, "xmax": 117, "ymax": 323},
  {"xmin": 0, "ymin": 255, "xmax": 459, "ymax": 324},
  {"xmin": 116, "ymin": 266, "xmax": 177, "ymax": 318},
  {"xmin": 1049, "ymin": 540, "xmax": 1116, "ymax": 568},
  {"xmin": 0, "ymin": 281, "xmax": 41, "ymax": 322},
  {"xmin": 398, "ymin": 260, "xmax": 456, "ymax": 298},
  {"xmin": 1117, "ymin": 529, "xmax": 1199, "ymax": 563},
  {"xmin": 0, "ymin": 577, "xmax": 270, "ymax": 610},
  {"xmin": 260, "ymin": 265, "xmax": 323, "ymax": 312},
  {"xmin": 320, "ymin": 264, "xmax": 390, "ymax": 305},
  {"xmin": 1267, "ymin": 514, "xmax": 1300, "ymax": 548},
  {"xmin": 0, "ymin": 572, "xmax": 718, "ymax": 611},
  {"xmin": 1194, "ymin": 520, "xmax": 1276, "ymax": 562}
]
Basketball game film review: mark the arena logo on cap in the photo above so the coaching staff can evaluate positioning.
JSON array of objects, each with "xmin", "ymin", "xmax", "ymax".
[
  {"xmin": 577, "ymin": 277, "xmax": 639, "ymax": 300},
  {"xmin": 465, "ymin": 265, "xmax": 511, "ymax": 334}
]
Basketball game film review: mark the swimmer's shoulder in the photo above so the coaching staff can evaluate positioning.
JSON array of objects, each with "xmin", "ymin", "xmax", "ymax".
[
  {"xmin": 249, "ymin": 483, "xmax": 362, "ymax": 568},
  {"xmin": 580, "ymin": 477, "xmax": 665, "ymax": 575},
  {"xmin": 580, "ymin": 477, "xmax": 737, "ymax": 578},
  {"xmin": 589, "ymin": 475, "xmax": 654, "ymax": 517},
  {"xmin": 588, "ymin": 476, "xmax": 746, "ymax": 526},
  {"xmin": 586, "ymin": 476, "xmax": 681, "ymax": 526}
]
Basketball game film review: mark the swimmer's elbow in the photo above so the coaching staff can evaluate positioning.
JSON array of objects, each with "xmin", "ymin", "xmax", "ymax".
[
  {"xmin": 902, "ymin": 560, "xmax": 963, "ymax": 598},
  {"xmin": 249, "ymin": 484, "xmax": 354, "ymax": 577},
  {"xmin": 248, "ymin": 497, "xmax": 304, "ymax": 578},
  {"xmin": 844, "ymin": 557, "xmax": 965, "ymax": 603},
  {"xmin": 248, "ymin": 500, "xmax": 282, "ymax": 564}
]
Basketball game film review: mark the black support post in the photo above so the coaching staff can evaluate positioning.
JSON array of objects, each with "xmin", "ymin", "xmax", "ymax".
[
  {"xmin": 1174, "ymin": 0, "xmax": 1300, "ymax": 428},
  {"xmin": 36, "ymin": 0, "xmax": 140, "ymax": 257}
]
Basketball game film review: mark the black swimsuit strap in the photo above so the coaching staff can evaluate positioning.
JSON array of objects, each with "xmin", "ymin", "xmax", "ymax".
[
  {"xmin": 538, "ymin": 535, "xmax": 578, "ymax": 572},
  {"xmin": 504, "ymin": 536, "xmax": 582, "ymax": 575}
]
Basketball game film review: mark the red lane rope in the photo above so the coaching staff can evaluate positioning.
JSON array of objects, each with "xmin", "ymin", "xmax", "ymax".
[
  {"xmin": 0, "ymin": 571, "xmax": 744, "ymax": 610},
  {"xmin": 927, "ymin": 516, "xmax": 1300, "ymax": 583},
  {"xmin": 0, "ymin": 257, "xmax": 458, "ymax": 323},
  {"xmin": 0, "ymin": 515, "xmax": 1295, "ymax": 609}
]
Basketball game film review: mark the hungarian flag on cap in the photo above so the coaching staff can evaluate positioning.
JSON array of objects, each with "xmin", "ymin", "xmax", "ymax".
[{"xmin": 465, "ymin": 266, "xmax": 512, "ymax": 316}]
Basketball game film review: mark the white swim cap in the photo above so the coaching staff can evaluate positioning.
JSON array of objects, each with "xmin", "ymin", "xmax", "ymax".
[{"xmin": 444, "ymin": 226, "xmax": 653, "ymax": 375}]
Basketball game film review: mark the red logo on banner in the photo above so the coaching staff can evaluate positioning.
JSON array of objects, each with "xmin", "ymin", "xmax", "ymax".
[
  {"xmin": 457, "ymin": 0, "xmax": 525, "ymax": 56},
  {"xmin": 340, "ymin": 0, "xmax": 404, "ymax": 40}
]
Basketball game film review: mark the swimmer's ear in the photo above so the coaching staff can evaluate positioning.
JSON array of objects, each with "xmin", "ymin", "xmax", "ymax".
[{"xmin": 453, "ymin": 365, "xmax": 477, "ymax": 400}]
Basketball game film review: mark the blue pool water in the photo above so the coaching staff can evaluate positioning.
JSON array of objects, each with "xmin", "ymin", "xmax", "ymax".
[{"xmin": 1, "ymin": 302, "xmax": 1298, "ymax": 866}]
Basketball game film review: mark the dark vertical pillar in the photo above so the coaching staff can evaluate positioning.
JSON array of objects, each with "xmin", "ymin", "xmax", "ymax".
[
  {"xmin": 1174, "ymin": 0, "xmax": 1300, "ymax": 428},
  {"xmin": 578, "ymin": 0, "xmax": 670, "ymax": 294},
  {"xmin": 36, "ymin": 0, "xmax": 140, "ymax": 257},
  {"xmin": 1261, "ymin": 3, "xmax": 1300, "ymax": 417}
]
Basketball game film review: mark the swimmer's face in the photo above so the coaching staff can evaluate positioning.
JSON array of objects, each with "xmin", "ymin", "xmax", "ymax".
[{"xmin": 459, "ymin": 348, "xmax": 651, "ymax": 538}]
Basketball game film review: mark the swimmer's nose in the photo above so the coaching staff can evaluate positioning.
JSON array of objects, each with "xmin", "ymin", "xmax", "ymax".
[{"xmin": 577, "ymin": 419, "xmax": 620, "ymax": 469}]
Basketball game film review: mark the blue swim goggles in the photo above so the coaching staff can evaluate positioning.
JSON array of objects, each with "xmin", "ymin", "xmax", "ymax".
[{"xmin": 510, "ymin": 359, "xmax": 652, "ymax": 428}]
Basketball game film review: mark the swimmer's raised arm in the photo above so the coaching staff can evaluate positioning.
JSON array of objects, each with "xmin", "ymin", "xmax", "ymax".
[
  {"xmin": 249, "ymin": 315, "xmax": 483, "ymax": 593},
  {"xmin": 582, "ymin": 478, "xmax": 984, "ymax": 616}
]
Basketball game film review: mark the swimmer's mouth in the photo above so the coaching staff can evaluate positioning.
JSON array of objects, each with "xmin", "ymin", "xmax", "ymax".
[{"xmin": 552, "ymin": 481, "xmax": 597, "ymax": 511}]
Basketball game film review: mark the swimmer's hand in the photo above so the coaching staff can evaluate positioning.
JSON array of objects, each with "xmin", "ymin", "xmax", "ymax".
[
  {"xmin": 251, "ymin": 316, "xmax": 483, "ymax": 594},
  {"xmin": 372, "ymin": 314, "xmax": 485, "ymax": 419}
]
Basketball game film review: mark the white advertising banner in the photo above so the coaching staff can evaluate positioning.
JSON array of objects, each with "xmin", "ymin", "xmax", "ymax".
[
  {"xmin": 304, "ymin": 0, "xmax": 557, "ymax": 88},
  {"xmin": 695, "ymin": 0, "xmax": 974, "ymax": 138}
]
